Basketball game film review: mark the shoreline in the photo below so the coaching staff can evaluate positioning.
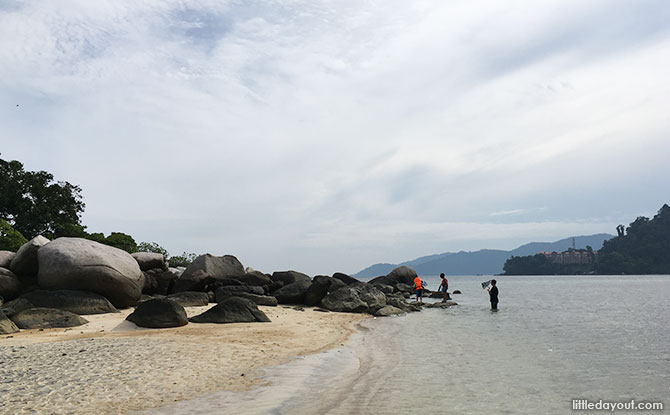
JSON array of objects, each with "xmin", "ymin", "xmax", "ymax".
[{"xmin": 0, "ymin": 305, "xmax": 368, "ymax": 415}]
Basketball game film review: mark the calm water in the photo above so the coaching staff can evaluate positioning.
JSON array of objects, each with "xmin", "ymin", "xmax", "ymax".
[{"xmin": 145, "ymin": 275, "xmax": 670, "ymax": 414}]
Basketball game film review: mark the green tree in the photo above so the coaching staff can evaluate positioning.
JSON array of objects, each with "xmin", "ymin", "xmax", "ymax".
[
  {"xmin": 137, "ymin": 242, "xmax": 169, "ymax": 259},
  {"xmin": 0, "ymin": 157, "xmax": 85, "ymax": 239},
  {"xmin": 0, "ymin": 219, "xmax": 28, "ymax": 251},
  {"xmin": 103, "ymin": 232, "xmax": 138, "ymax": 253},
  {"xmin": 168, "ymin": 252, "xmax": 198, "ymax": 268}
]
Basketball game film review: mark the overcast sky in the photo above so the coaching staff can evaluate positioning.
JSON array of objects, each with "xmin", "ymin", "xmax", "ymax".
[{"xmin": 1, "ymin": 0, "xmax": 669, "ymax": 275}]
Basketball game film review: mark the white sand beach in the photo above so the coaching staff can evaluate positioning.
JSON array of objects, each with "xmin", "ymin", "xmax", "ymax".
[{"xmin": 0, "ymin": 305, "xmax": 366, "ymax": 415}]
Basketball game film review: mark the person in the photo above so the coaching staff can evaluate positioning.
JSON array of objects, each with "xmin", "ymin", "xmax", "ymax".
[
  {"xmin": 488, "ymin": 279, "xmax": 499, "ymax": 310},
  {"xmin": 438, "ymin": 273, "xmax": 449, "ymax": 302},
  {"xmin": 413, "ymin": 275, "xmax": 424, "ymax": 304}
]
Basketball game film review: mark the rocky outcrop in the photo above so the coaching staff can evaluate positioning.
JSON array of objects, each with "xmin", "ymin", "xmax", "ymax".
[
  {"xmin": 304, "ymin": 275, "xmax": 333, "ymax": 306},
  {"xmin": 18, "ymin": 290, "xmax": 118, "ymax": 315},
  {"xmin": 189, "ymin": 297, "xmax": 270, "ymax": 324},
  {"xmin": 11, "ymin": 308, "xmax": 88, "ymax": 329},
  {"xmin": 126, "ymin": 298, "xmax": 188, "ymax": 328},
  {"xmin": 374, "ymin": 305, "xmax": 404, "ymax": 316},
  {"xmin": 241, "ymin": 269, "xmax": 272, "ymax": 286},
  {"xmin": 37, "ymin": 237, "xmax": 143, "ymax": 308},
  {"xmin": 131, "ymin": 252, "xmax": 167, "ymax": 271},
  {"xmin": 173, "ymin": 254, "xmax": 245, "ymax": 293},
  {"xmin": 0, "ymin": 267, "xmax": 21, "ymax": 300},
  {"xmin": 320, "ymin": 284, "xmax": 387, "ymax": 314},
  {"xmin": 332, "ymin": 272, "xmax": 361, "ymax": 286},
  {"xmin": 271, "ymin": 270, "xmax": 311, "ymax": 286},
  {"xmin": 369, "ymin": 266, "xmax": 417, "ymax": 288},
  {"xmin": 0, "ymin": 312, "xmax": 19, "ymax": 334},
  {"xmin": 0, "ymin": 251, "xmax": 15, "ymax": 268},
  {"xmin": 9, "ymin": 235, "xmax": 50, "ymax": 279},
  {"xmin": 0, "ymin": 297, "xmax": 33, "ymax": 318},
  {"xmin": 272, "ymin": 280, "xmax": 312, "ymax": 304},
  {"xmin": 214, "ymin": 289, "xmax": 278, "ymax": 306},
  {"xmin": 425, "ymin": 301, "xmax": 458, "ymax": 309},
  {"xmin": 453, "ymin": 290, "xmax": 462, "ymax": 294},
  {"xmin": 166, "ymin": 291, "xmax": 209, "ymax": 307}
]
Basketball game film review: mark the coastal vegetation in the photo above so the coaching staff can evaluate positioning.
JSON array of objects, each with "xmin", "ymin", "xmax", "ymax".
[{"xmin": 502, "ymin": 204, "xmax": 670, "ymax": 275}]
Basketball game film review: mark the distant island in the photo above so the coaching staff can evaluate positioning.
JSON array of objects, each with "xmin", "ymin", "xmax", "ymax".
[
  {"xmin": 502, "ymin": 204, "xmax": 670, "ymax": 275},
  {"xmin": 353, "ymin": 233, "xmax": 613, "ymax": 278}
]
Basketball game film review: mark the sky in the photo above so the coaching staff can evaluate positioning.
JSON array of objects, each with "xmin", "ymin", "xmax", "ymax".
[{"xmin": 1, "ymin": 0, "xmax": 669, "ymax": 276}]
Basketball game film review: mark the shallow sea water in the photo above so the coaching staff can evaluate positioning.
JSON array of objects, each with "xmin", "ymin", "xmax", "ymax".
[{"xmin": 144, "ymin": 275, "xmax": 670, "ymax": 414}]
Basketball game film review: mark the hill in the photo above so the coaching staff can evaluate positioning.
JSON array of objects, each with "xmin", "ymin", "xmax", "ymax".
[{"xmin": 354, "ymin": 233, "xmax": 613, "ymax": 278}]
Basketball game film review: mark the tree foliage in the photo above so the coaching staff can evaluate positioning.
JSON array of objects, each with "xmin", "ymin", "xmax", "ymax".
[
  {"xmin": 0, "ymin": 157, "xmax": 85, "ymax": 239},
  {"xmin": 137, "ymin": 242, "xmax": 169, "ymax": 259},
  {"xmin": 0, "ymin": 219, "xmax": 28, "ymax": 251},
  {"xmin": 168, "ymin": 252, "xmax": 198, "ymax": 268},
  {"xmin": 596, "ymin": 204, "xmax": 670, "ymax": 274}
]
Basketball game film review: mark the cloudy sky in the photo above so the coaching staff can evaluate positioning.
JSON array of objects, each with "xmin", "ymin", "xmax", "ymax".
[{"xmin": 1, "ymin": 0, "xmax": 669, "ymax": 275}]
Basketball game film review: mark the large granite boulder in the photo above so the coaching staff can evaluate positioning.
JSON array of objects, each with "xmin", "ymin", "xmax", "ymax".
[
  {"xmin": 10, "ymin": 235, "xmax": 50, "ymax": 279},
  {"xmin": 241, "ymin": 269, "xmax": 272, "ymax": 286},
  {"xmin": 320, "ymin": 284, "xmax": 387, "ymax": 314},
  {"xmin": 375, "ymin": 305, "xmax": 404, "ymax": 317},
  {"xmin": 0, "ymin": 251, "xmax": 15, "ymax": 268},
  {"xmin": 320, "ymin": 287, "xmax": 368, "ymax": 313},
  {"xmin": 142, "ymin": 269, "xmax": 180, "ymax": 295},
  {"xmin": 271, "ymin": 270, "xmax": 311, "ymax": 286},
  {"xmin": 0, "ymin": 267, "xmax": 21, "ymax": 301},
  {"xmin": 11, "ymin": 307, "xmax": 88, "ymax": 329},
  {"xmin": 272, "ymin": 280, "xmax": 312, "ymax": 304},
  {"xmin": 18, "ymin": 290, "xmax": 118, "ymax": 315},
  {"xmin": 126, "ymin": 298, "xmax": 188, "ymax": 328},
  {"xmin": 385, "ymin": 266, "xmax": 417, "ymax": 286},
  {"xmin": 37, "ymin": 237, "xmax": 143, "ymax": 308},
  {"xmin": 215, "ymin": 285, "xmax": 265, "ymax": 295},
  {"xmin": 0, "ymin": 312, "xmax": 19, "ymax": 334},
  {"xmin": 173, "ymin": 254, "xmax": 245, "ymax": 293},
  {"xmin": 189, "ymin": 297, "xmax": 270, "ymax": 324},
  {"xmin": 304, "ymin": 275, "xmax": 334, "ymax": 306},
  {"xmin": 215, "ymin": 288, "xmax": 278, "ymax": 306},
  {"xmin": 166, "ymin": 291, "xmax": 209, "ymax": 307},
  {"xmin": 332, "ymin": 272, "xmax": 361, "ymax": 286},
  {"xmin": 131, "ymin": 252, "xmax": 167, "ymax": 271},
  {"xmin": 0, "ymin": 297, "xmax": 33, "ymax": 318}
]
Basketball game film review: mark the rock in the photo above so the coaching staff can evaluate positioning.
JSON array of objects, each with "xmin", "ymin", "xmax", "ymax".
[
  {"xmin": 272, "ymin": 280, "xmax": 312, "ymax": 304},
  {"xmin": 332, "ymin": 272, "xmax": 361, "ymax": 286},
  {"xmin": 374, "ymin": 305, "xmax": 404, "ymax": 317},
  {"xmin": 11, "ymin": 308, "xmax": 88, "ymax": 329},
  {"xmin": 425, "ymin": 301, "xmax": 458, "ymax": 309},
  {"xmin": 173, "ymin": 254, "xmax": 245, "ymax": 292},
  {"xmin": 215, "ymin": 285, "xmax": 265, "ymax": 296},
  {"xmin": 37, "ymin": 238, "xmax": 143, "ymax": 308},
  {"xmin": 19, "ymin": 290, "xmax": 118, "ymax": 315},
  {"xmin": 385, "ymin": 296, "xmax": 413, "ymax": 312},
  {"xmin": 131, "ymin": 252, "xmax": 167, "ymax": 271},
  {"xmin": 215, "ymin": 289, "xmax": 278, "ymax": 306},
  {"xmin": 167, "ymin": 291, "xmax": 210, "ymax": 307},
  {"xmin": 189, "ymin": 297, "xmax": 270, "ymax": 324},
  {"xmin": 207, "ymin": 291, "xmax": 216, "ymax": 303},
  {"xmin": 453, "ymin": 290, "xmax": 462, "ymax": 294},
  {"xmin": 367, "ymin": 275, "xmax": 395, "ymax": 286},
  {"xmin": 385, "ymin": 266, "xmax": 417, "ymax": 286},
  {"xmin": 0, "ymin": 251, "xmax": 15, "ymax": 268},
  {"xmin": 240, "ymin": 270, "xmax": 272, "ymax": 286},
  {"xmin": 304, "ymin": 275, "xmax": 333, "ymax": 306},
  {"xmin": 429, "ymin": 292, "xmax": 452, "ymax": 300},
  {"xmin": 0, "ymin": 267, "xmax": 21, "ymax": 301},
  {"xmin": 9, "ymin": 235, "xmax": 50, "ymax": 279},
  {"xmin": 371, "ymin": 283, "xmax": 394, "ymax": 295},
  {"xmin": 143, "ymin": 269, "xmax": 180, "ymax": 295},
  {"xmin": 0, "ymin": 312, "xmax": 19, "ymax": 334},
  {"xmin": 329, "ymin": 277, "xmax": 347, "ymax": 292},
  {"xmin": 126, "ymin": 298, "xmax": 188, "ymax": 328},
  {"xmin": 395, "ymin": 283, "xmax": 413, "ymax": 293},
  {"xmin": 320, "ymin": 287, "xmax": 368, "ymax": 313},
  {"xmin": 0, "ymin": 297, "xmax": 34, "ymax": 318},
  {"xmin": 355, "ymin": 284, "xmax": 387, "ymax": 313},
  {"xmin": 271, "ymin": 270, "xmax": 311, "ymax": 285}
]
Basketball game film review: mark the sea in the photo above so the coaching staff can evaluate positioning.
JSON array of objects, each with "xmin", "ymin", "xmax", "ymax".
[{"xmin": 142, "ymin": 275, "xmax": 670, "ymax": 414}]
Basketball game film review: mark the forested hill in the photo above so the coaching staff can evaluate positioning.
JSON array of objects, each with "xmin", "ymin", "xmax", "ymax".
[{"xmin": 354, "ymin": 234, "xmax": 613, "ymax": 278}]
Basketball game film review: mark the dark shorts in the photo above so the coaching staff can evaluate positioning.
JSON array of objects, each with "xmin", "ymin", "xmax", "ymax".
[
  {"xmin": 491, "ymin": 301, "xmax": 498, "ymax": 310},
  {"xmin": 416, "ymin": 289, "xmax": 423, "ymax": 298}
]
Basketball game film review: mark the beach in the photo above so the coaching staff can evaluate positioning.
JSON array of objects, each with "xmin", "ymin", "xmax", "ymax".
[{"xmin": 0, "ymin": 305, "xmax": 366, "ymax": 415}]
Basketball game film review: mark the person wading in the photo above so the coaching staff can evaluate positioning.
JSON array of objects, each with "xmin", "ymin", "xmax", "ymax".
[
  {"xmin": 413, "ymin": 276, "xmax": 424, "ymax": 304},
  {"xmin": 439, "ymin": 273, "xmax": 449, "ymax": 302},
  {"xmin": 488, "ymin": 279, "xmax": 499, "ymax": 310}
]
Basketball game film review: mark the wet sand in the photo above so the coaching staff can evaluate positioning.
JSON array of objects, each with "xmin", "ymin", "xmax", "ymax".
[{"xmin": 0, "ymin": 305, "xmax": 366, "ymax": 415}]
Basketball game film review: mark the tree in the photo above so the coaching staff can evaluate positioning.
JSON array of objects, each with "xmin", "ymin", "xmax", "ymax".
[
  {"xmin": 0, "ymin": 219, "xmax": 28, "ymax": 251},
  {"xmin": 103, "ymin": 232, "xmax": 138, "ymax": 253},
  {"xmin": 0, "ymin": 156, "xmax": 85, "ymax": 239},
  {"xmin": 168, "ymin": 252, "xmax": 198, "ymax": 268},
  {"xmin": 137, "ymin": 242, "xmax": 169, "ymax": 259}
]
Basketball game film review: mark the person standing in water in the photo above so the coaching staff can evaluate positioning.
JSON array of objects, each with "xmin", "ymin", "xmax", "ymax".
[
  {"xmin": 488, "ymin": 279, "xmax": 499, "ymax": 310},
  {"xmin": 439, "ymin": 273, "xmax": 449, "ymax": 302},
  {"xmin": 413, "ymin": 275, "xmax": 424, "ymax": 304}
]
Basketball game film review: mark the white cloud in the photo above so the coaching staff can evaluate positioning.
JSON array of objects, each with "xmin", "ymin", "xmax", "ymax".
[{"xmin": 1, "ymin": 0, "xmax": 669, "ymax": 274}]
